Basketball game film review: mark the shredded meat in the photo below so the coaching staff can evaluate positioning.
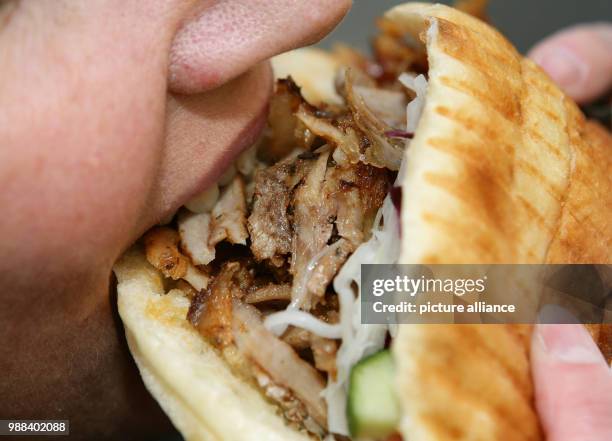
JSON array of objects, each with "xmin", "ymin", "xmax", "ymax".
[
  {"xmin": 290, "ymin": 150, "xmax": 336, "ymax": 308},
  {"xmin": 173, "ymin": 279, "xmax": 197, "ymax": 299},
  {"xmin": 253, "ymin": 368, "xmax": 310, "ymax": 427},
  {"xmin": 244, "ymin": 284, "xmax": 292, "ymax": 304},
  {"xmin": 295, "ymin": 69, "xmax": 408, "ymax": 171},
  {"xmin": 352, "ymin": 85, "xmax": 406, "ymax": 128},
  {"xmin": 311, "ymin": 336, "xmax": 338, "ymax": 378},
  {"xmin": 305, "ymin": 239, "xmax": 353, "ymax": 298},
  {"xmin": 354, "ymin": 161, "xmax": 393, "ymax": 235},
  {"xmin": 281, "ymin": 326, "xmax": 312, "ymax": 350},
  {"xmin": 295, "ymin": 107, "xmax": 364, "ymax": 167},
  {"xmin": 232, "ymin": 301, "xmax": 328, "ymax": 429},
  {"xmin": 261, "ymin": 78, "xmax": 317, "ymax": 162},
  {"xmin": 248, "ymin": 153, "xmax": 313, "ymax": 266},
  {"xmin": 290, "ymin": 153, "xmax": 391, "ymax": 307},
  {"xmin": 342, "ymin": 69, "xmax": 406, "ymax": 170},
  {"xmin": 152, "ymin": 37, "xmax": 402, "ymax": 434},
  {"xmin": 210, "ymin": 175, "xmax": 248, "ymax": 246},
  {"xmin": 233, "ymin": 301, "xmax": 327, "ymax": 427}
]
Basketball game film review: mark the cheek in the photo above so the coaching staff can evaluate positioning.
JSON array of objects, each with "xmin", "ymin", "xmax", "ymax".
[{"xmin": 0, "ymin": 4, "xmax": 172, "ymax": 275}]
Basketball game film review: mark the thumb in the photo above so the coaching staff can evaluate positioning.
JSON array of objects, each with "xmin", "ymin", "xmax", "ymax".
[
  {"xmin": 531, "ymin": 324, "xmax": 612, "ymax": 441},
  {"xmin": 528, "ymin": 23, "xmax": 612, "ymax": 104}
]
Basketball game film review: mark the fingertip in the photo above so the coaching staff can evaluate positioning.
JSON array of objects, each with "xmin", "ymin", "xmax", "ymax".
[
  {"xmin": 528, "ymin": 24, "xmax": 612, "ymax": 104},
  {"xmin": 531, "ymin": 324, "xmax": 612, "ymax": 441}
]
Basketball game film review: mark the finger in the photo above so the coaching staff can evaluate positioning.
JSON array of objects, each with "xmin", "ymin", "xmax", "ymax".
[
  {"xmin": 531, "ymin": 324, "xmax": 612, "ymax": 441},
  {"xmin": 168, "ymin": 0, "xmax": 352, "ymax": 94},
  {"xmin": 528, "ymin": 23, "xmax": 612, "ymax": 104}
]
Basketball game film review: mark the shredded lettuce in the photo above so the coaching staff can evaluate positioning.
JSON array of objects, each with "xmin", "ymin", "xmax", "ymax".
[
  {"xmin": 323, "ymin": 184, "xmax": 401, "ymax": 435},
  {"xmin": 325, "ymin": 74, "xmax": 426, "ymax": 436}
]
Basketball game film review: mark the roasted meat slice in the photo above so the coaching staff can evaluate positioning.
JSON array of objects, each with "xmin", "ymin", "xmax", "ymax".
[
  {"xmin": 144, "ymin": 226, "xmax": 209, "ymax": 290},
  {"xmin": 191, "ymin": 262, "xmax": 243, "ymax": 348},
  {"xmin": 295, "ymin": 107, "xmax": 365, "ymax": 167},
  {"xmin": 261, "ymin": 78, "xmax": 308, "ymax": 162},
  {"xmin": 178, "ymin": 210, "xmax": 216, "ymax": 266},
  {"xmin": 355, "ymin": 162, "xmax": 392, "ymax": 236},
  {"xmin": 373, "ymin": 16, "xmax": 428, "ymax": 82},
  {"xmin": 248, "ymin": 153, "xmax": 313, "ymax": 266},
  {"xmin": 311, "ymin": 336, "xmax": 338, "ymax": 378},
  {"xmin": 209, "ymin": 176, "xmax": 249, "ymax": 247},
  {"xmin": 290, "ymin": 150, "xmax": 336, "ymax": 308},
  {"xmin": 296, "ymin": 105, "xmax": 403, "ymax": 171},
  {"xmin": 291, "ymin": 155, "xmax": 391, "ymax": 307},
  {"xmin": 281, "ymin": 326, "xmax": 312, "ymax": 350},
  {"xmin": 305, "ymin": 239, "xmax": 353, "ymax": 298},
  {"xmin": 144, "ymin": 227, "xmax": 189, "ymax": 279},
  {"xmin": 244, "ymin": 284, "xmax": 292, "ymax": 304},
  {"xmin": 343, "ymin": 69, "xmax": 406, "ymax": 170},
  {"xmin": 232, "ymin": 301, "xmax": 327, "ymax": 429}
]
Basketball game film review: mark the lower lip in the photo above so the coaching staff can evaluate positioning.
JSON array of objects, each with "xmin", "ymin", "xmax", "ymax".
[{"xmin": 170, "ymin": 98, "xmax": 269, "ymax": 217}]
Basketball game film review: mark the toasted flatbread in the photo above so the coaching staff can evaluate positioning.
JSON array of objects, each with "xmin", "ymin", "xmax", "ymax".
[
  {"xmin": 388, "ymin": 4, "xmax": 610, "ymax": 441},
  {"xmin": 115, "ymin": 247, "xmax": 312, "ymax": 441}
]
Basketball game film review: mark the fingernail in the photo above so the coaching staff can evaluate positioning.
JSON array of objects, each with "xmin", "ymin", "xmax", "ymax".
[
  {"xmin": 533, "ymin": 46, "xmax": 589, "ymax": 90},
  {"xmin": 537, "ymin": 304, "xmax": 581, "ymax": 324},
  {"xmin": 535, "ymin": 323, "xmax": 604, "ymax": 364}
]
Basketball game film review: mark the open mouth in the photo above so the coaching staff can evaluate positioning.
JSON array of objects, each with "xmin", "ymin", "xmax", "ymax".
[{"xmin": 141, "ymin": 17, "xmax": 429, "ymax": 440}]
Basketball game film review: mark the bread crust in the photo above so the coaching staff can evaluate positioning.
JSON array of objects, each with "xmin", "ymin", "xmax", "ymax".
[{"xmin": 387, "ymin": 4, "xmax": 610, "ymax": 441}]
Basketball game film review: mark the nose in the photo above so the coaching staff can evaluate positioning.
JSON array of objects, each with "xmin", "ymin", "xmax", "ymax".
[{"xmin": 168, "ymin": 0, "xmax": 352, "ymax": 94}]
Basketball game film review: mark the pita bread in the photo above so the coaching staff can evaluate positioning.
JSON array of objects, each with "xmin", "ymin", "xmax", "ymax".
[
  {"xmin": 391, "ymin": 3, "xmax": 611, "ymax": 265},
  {"xmin": 388, "ymin": 4, "xmax": 610, "ymax": 441},
  {"xmin": 115, "ymin": 246, "xmax": 312, "ymax": 441},
  {"xmin": 114, "ymin": 3, "xmax": 611, "ymax": 441}
]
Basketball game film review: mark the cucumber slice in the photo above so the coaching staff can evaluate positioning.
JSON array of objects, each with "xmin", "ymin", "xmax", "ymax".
[{"xmin": 347, "ymin": 349, "xmax": 400, "ymax": 438}]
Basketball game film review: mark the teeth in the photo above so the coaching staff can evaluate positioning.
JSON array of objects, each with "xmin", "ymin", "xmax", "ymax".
[
  {"xmin": 332, "ymin": 147, "xmax": 348, "ymax": 166},
  {"xmin": 236, "ymin": 146, "xmax": 258, "ymax": 177},
  {"xmin": 218, "ymin": 164, "xmax": 237, "ymax": 186},
  {"xmin": 185, "ymin": 184, "xmax": 219, "ymax": 213}
]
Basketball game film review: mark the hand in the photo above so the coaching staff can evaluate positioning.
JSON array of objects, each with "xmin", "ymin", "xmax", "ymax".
[
  {"xmin": 529, "ymin": 24, "xmax": 612, "ymax": 441},
  {"xmin": 532, "ymin": 324, "xmax": 612, "ymax": 441},
  {"xmin": 528, "ymin": 23, "xmax": 612, "ymax": 104},
  {"xmin": 0, "ymin": 1, "xmax": 350, "ymax": 439}
]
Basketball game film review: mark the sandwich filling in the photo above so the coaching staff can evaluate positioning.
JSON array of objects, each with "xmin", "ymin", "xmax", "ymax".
[{"xmin": 143, "ymin": 20, "xmax": 429, "ymax": 440}]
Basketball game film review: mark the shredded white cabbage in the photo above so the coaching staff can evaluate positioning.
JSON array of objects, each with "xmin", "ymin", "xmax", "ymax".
[
  {"xmin": 265, "ymin": 310, "xmax": 342, "ymax": 339},
  {"xmin": 399, "ymin": 73, "xmax": 427, "ymax": 133},
  {"xmin": 324, "ymin": 74, "xmax": 427, "ymax": 435},
  {"xmin": 265, "ymin": 240, "xmax": 345, "ymax": 335},
  {"xmin": 323, "ymin": 185, "xmax": 402, "ymax": 435}
]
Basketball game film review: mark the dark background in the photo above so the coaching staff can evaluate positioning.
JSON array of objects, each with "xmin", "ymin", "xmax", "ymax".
[
  {"xmin": 159, "ymin": 1, "xmax": 611, "ymax": 440},
  {"xmin": 319, "ymin": 0, "xmax": 612, "ymax": 53}
]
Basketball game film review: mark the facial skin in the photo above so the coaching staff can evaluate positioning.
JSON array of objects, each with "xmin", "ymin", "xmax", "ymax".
[{"xmin": 0, "ymin": 1, "xmax": 350, "ymax": 439}]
